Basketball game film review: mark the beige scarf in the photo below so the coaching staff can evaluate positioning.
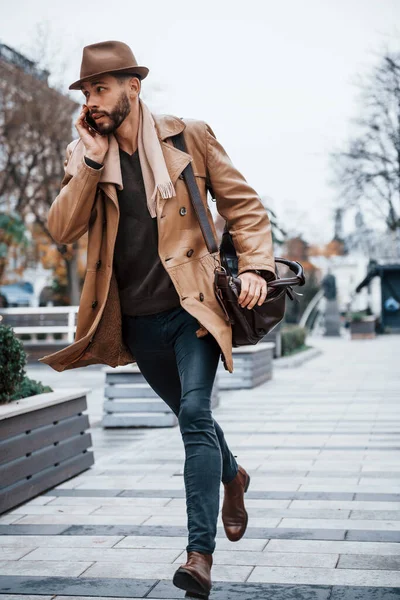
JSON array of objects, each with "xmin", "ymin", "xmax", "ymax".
[{"xmin": 138, "ymin": 98, "xmax": 175, "ymax": 217}]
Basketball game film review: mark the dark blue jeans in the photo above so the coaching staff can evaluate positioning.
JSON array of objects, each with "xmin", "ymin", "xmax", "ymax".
[{"xmin": 122, "ymin": 306, "xmax": 238, "ymax": 554}]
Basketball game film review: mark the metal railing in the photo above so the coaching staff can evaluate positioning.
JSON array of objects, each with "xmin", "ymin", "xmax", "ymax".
[
  {"xmin": 299, "ymin": 289, "xmax": 324, "ymax": 331},
  {"xmin": 0, "ymin": 306, "xmax": 79, "ymax": 344}
]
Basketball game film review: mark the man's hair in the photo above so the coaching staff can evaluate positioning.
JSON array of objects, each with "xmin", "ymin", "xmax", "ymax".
[{"xmin": 114, "ymin": 73, "xmax": 142, "ymax": 84}]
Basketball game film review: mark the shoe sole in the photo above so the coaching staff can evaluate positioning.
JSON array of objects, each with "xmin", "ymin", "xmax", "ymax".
[
  {"xmin": 173, "ymin": 567, "xmax": 210, "ymax": 599},
  {"xmin": 242, "ymin": 472, "xmax": 250, "ymax": 537}
]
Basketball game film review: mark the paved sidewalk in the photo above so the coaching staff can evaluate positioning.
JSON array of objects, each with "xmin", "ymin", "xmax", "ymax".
[{"xmin": 1, "ymin": 334, "xmax": 400, "ymax": 599}]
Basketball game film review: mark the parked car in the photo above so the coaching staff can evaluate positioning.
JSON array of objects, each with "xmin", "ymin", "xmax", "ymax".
[{"xmin": 0, "ymin": 282, "xmax": 35, "ymax": 307}]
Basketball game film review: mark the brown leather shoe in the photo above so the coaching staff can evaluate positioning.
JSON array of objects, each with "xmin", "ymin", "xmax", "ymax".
[
  {"xmin": 173, "ymin": 551, "xmax": 213, "ymax": 599},
  {"xmin": 222, "ymin": 464, "xmax": 250, "ymax": 542}
]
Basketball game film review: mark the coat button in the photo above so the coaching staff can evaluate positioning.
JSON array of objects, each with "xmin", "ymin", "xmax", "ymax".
[
  {"xmin": 91, "ymin": 300, "xmax": 98, "ymax": 309},
  {"xmin": 179, "ymin": 207, "xmax": 187, "ymax": 216},
  {"xmin": 186, "ymin": 249, "xmax": 194, "ymax": 257},
  {"xmin": 96, "ymin": 260, "xmax": 102, "ymax": 269},
  {"xmin": 199, "ymin": 293, "xmax": 204, "ymax": 302},
  {"xmin": 178, "ymin": 173, "xmax": 184, "ymax": 180}
]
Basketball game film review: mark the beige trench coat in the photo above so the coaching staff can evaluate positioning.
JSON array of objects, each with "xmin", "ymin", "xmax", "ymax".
[{"xmin": 38, "ymin": 115, "xmax": 275, "ymax": 373}]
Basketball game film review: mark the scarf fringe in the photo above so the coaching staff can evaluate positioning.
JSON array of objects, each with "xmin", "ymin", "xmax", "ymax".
[
  {"xmin": 157, "ymin": 181, "xmax": 176, "ymax": 199},
  {"xmin": 138, "ymin": 99, "xmax": 176, "ymax": 217}
]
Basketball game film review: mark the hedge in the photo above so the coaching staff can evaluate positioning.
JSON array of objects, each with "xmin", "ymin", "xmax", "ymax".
[
  {"xmin": 0, "ymin": 323, "xmax": 52, "ymax": 404},
  {"xmin": 281, "ymin": 325, "xmax": 307, "ymax": 356}
]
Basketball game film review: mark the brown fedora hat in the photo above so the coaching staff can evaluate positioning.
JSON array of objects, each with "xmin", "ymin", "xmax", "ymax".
[{"xmin": 69, "ymin": 40, "xmax": 149, "ymax": 90}]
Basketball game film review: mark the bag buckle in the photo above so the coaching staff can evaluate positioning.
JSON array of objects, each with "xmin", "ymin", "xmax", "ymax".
[{"xmin": 212, "ymin": 252, "xmax": 224, "ymax": 273}]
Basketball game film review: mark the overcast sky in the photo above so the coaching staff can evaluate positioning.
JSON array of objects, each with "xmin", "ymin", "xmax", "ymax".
[{"xmin": 2, "ymin": 0, "xmax": 399, "ymax": 243}]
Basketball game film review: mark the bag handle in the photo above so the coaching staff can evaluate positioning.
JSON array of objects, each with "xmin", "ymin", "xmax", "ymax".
[
  {"xmin": 172, "ymin": 133, "xmax": 305, "ymax": 289},
  {"xmin": 269, "ymin": 258, "xmax": 305, "ymax": 288}
]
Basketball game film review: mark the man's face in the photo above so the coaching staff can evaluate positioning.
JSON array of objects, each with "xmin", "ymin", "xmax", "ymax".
[{"xmin": 80, "ymin": 74, "xmax": 134, "ymax": 135}]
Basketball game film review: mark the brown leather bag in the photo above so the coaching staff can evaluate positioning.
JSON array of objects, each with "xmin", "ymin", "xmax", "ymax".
[{"xmin": 172, "ymin": 133, "xmax": 306, "ymax": 347}]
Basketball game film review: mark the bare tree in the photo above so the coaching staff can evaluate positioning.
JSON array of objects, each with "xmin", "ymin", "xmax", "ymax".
[
  {"xmin": 0, "ymin": 38, "xmax": 81, "ymax": 303},
  {"xmin": 332, "ymin": 51, "xmax": 400, "ymax": 233}
]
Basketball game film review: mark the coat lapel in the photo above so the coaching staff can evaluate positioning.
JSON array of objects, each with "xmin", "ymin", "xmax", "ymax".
[{"xmin": 153, "ymin": 114, "xmax": 192, "ymax": 186}]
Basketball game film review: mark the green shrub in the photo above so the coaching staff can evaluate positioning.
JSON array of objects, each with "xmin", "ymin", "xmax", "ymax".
[
  {"xmin": 281, "ymin": 325, "xmax": 307, "ymax": 356},
  {"xmin": 350, "ymin": 311, "xmax": 369, "ymax": 322},
  {"xmin": 0, "ymin": 324, "xmax": 26, "ymax": 403},
  {"xmin": 9, "ymin": 377, "xmax": 53, "ymax": 402},
  {"xmin": 0, "ymin": 323, "xmax": 53, "ymax": 404}
]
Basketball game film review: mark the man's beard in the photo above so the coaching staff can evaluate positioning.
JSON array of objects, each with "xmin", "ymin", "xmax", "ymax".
[{"xmin": 92, "ymin": 92, "xmax": 131, "ymax": 134}]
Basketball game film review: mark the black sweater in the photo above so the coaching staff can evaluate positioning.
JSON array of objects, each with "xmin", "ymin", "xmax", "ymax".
[{"xmin": 85, "ymin": 152, "xmax": 180, "ymax": 316}]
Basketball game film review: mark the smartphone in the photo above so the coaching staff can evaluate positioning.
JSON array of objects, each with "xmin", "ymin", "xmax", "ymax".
[{"xmin": 84, "ymin": 112, "xmax": 105, "ymax": 136}]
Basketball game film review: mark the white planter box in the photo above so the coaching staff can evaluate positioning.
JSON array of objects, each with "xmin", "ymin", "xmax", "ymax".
[
  {"xmin": 102, "ymin": 365, "xmax": 220, "ymax": 428},
  {"xmin": 218, "ymin": 343, "xmax": 275, "ymax": 389}
]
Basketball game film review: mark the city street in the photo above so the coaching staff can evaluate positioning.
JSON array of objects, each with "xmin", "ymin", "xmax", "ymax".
[{"xmin": 1, "ymin": 334, "xmax": 400, "ymax": 599}]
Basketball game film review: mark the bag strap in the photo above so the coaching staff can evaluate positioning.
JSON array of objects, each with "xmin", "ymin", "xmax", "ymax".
[
  {"xmin": 172, "ymin": 133, "xmax": 305, "ymax": 289},
  {"xmin": 172, "ymin": 133, "xmax": 218, "ymax": 254}
]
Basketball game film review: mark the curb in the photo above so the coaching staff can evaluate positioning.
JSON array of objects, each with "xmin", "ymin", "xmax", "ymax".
[{"xmin": 274, "ymin": 346, "xmax": 322, "ymax": 368}]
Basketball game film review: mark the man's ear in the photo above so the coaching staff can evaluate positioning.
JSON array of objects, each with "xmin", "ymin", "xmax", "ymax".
[{"xmin": 130, "ymin": 76, "xmax": 141, "ymax": 97}]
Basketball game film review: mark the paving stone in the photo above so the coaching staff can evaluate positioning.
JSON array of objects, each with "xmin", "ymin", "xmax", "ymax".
[
  {"xmin": 141, "ymin": 515, "xmax": 281, "ymax": 527},
  {"xmin": 0, "ymin": 515, "xmax": 24, "ymax": 524},
  {"xmin": 83, "ymin": 560, "xmax": 253, "ymax": 581},
  {"xmin": 330, "ymin": 586, "xmax": 400, "ymax": 599},
  {"xmin": 280, "ymin": 518, "xmax": 400, "ymax": 531},
  {"xmin": 248, "ymin": 566, "xmax": 400, "ymax": 586},
  {"xmin": 0, "ymin": 596, "xmax": 53, "ymax": 600},
  {"xmin": 45, "ymin": 489, "xmax": 123, "ymax": 497},
  {"xmin": 229, "ymin": 498, "xmax": 293, "ymax": 509},
  {"xmin": 10, "ymin": 505, "xmax": 103, "ymax": 516},
  {"xmin": 0, "ymin": 535, "xmax": 124, "ymax": 548},
  {"xmin": 48, "ymin": 496, "xmax": 170, "ymax": 507},
  {"xmin": 73, "ymin": 489, "xmax": 359, "ymax": 500},
  {"xmin": 61, "ymin": 524, "xmax": 190, "ymax": 537},
  {"xmin": 266, "ymin": 539, "xmax": 400, "ymax": 555},
  {"xmin": 350, "ymin": 510, "xmax": 400, "ymax": 520},
  {"xmin": 60, "ymin": 523, "xmax": 347, "ymax": 540},
  {"xmin": 291, "ymin": 500, "xmax": 400, "ymax": 511},
  {"xmin": 194, "ymin": 549, "xmax": 338, "ymax": 568},
  {"xmin": 0, "ymin": 576, "xmax": 156, "ymax": 597},
  {"xmin": 355, "ymin": 493, "xmax": 400, "ymax": 502},
  {"xmin": 346, "ymin": 530, "xmax": 400, "ymax": 542},
  {"xmin": 13, "ymin": 514, "xmax": 149, "ymax": 526},
  {"xmin": 19, "ymin": 496, "xmax": 57, "ymax": 506},
  {"xmin": 152, "ymin": 579, "xmax": 332, "ymax": 599},
  {"xmin": 21, "ymin": 546, "xmax": 183, "ymax": 563},
  {"xmin": 0, "ymin": 560, "xmax": 93, "ymax": 577},
  {"xmin": 0, "ymin": 525, "xmax": 69, "ymax": 536},
  {"xmin": 54, "ymin": 597, "xmax": 150, "ymax": 600},
  {"xmin": 338, "ymin": 554, "xmax": 400, "ymax": 570},
  {"xmin": 115, "ymin": 535, "xmax": 267, "ymax": 551},
  {"xmin": 0, "ymin": 547, "xmax": 36, "ymax": 560}
]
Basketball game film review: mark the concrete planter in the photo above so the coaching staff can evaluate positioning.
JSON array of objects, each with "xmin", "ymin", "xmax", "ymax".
[
  {"xmin": 0, "ymin": 389, "xmax": 94, "ymax": 515},
  {"xmin": 102, "ymin": 365, "xmax": 220, "ymax": 428},
  {"xmin": 274, "ymin": 346, "xmax": 322, "ymax": 368},
  {"xmin": 218, "ymin": 342, "xmax": 275, "ymax": 389},
  {"xmin": 350, "ymin": 316, "xmax": 376, "ymax": 339}
]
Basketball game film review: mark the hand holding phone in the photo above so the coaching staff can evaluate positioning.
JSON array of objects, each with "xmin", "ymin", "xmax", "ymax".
[
  {"xmin": 75, "ymin": 105, "xmax": 109, "ymax": 164},
  {"xmin": 84, "ymin": 111, "xmax": 104, "ymax": 136}
]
